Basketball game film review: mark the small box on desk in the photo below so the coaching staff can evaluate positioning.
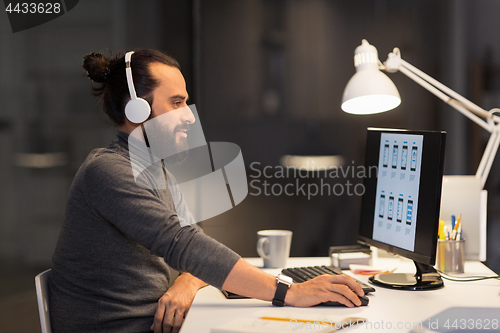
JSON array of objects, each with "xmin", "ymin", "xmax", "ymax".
[{"xmin": 329, "ymin": 245, "xmax": 372, "ymax": 269}]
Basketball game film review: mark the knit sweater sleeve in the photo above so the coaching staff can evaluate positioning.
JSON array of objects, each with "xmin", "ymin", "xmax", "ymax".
[{"xmin": 81, "ymin": 150, "xmax": 240, "ymax": 289}]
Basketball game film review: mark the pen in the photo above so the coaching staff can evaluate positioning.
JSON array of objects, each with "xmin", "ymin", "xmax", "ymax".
[
  {"xmin": 260, "ymin": 316, "xmax": 321, "ymax": 324},
  {"xmin": 452, "ymin": 214, "xmax": 462, "ymax": 240},
  {"xmin": 260, "ymin": 316, "xmax": 365, "ymax": 327},
  {"xmin": 444, "ymin": 226, "xmax": 450, "ymax": 240},
  {"xmin": 361, "ymin": 270, "xmax": 393, "ymax": 275},
  {"xmin": 456, "ymin": 223, "xmax": 462, "ymax": 241}
]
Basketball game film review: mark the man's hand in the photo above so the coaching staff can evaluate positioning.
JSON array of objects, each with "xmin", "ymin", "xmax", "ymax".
[
  {"xmin": 284, "ymin": 274, "xmax": 365, "ymax": 308},
  {"xmin": 222, "ymin": 259, "xmax": 365, "ymax": 308},
  {"xmin": 151, "ymin": 273, "xmax": 207, "ymax": 333}
]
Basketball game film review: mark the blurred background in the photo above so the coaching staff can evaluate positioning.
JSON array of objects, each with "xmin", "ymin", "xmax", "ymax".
[{"xmin": 1, "ymin": 0, "xmax": 500, "ymax": 331}]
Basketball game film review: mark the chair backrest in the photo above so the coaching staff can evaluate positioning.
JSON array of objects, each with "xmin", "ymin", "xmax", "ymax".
[{"xmin": 35, "ymin": 269, "xmax": 53, "ymax": 333}]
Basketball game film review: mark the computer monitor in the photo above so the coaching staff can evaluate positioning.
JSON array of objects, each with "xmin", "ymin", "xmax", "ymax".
[{"xmin": 358, "ymin": 128, "xmax": 446, "ymax": 290}]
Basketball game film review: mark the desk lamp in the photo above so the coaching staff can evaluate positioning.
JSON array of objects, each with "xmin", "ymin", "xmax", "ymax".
[{"xmin": 342, "ymin": 40, "xmax": 500, "ymax": 261}]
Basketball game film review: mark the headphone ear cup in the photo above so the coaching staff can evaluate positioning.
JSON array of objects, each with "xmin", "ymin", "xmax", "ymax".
[{"xmin": 125, "ymin": 98, "xmax": 151, "ymax": 124}]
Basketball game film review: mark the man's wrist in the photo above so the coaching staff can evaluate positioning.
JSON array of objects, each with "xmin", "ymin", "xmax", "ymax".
[
  {"xmin": 283, "ymin": 282, "xmax": 297, "ymax": 306},
  {"xmin": 272, "ymin": 274, "xmax": 293, "ymax": 306},
  {"xmin": 177, "ymin": 272, "xmax": 207, "ymax": 290}
]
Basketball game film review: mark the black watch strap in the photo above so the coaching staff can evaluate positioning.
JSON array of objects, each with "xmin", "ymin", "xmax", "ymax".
[
  {"xmin": 272, "ymin": 282, "xmax": 288, "ymax": 306},
  {"xmin": 272, "ymin": 274, "xmax": 293, "ymax": 306}
]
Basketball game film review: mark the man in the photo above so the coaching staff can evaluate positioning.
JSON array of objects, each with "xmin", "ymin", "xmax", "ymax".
[{"xmin": 49, "ymin": 49, "xmax": 364, "ymax": 333}]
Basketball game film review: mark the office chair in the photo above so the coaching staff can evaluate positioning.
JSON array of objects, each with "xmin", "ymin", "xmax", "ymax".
[{"xmin": 35, "ymin": 269, "xmax": 53, "ymax": 333}]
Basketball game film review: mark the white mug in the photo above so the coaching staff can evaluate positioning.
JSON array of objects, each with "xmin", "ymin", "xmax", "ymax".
[{"xmin": 256, "ymin": 230, "xmax": 292, "ymax": 268}]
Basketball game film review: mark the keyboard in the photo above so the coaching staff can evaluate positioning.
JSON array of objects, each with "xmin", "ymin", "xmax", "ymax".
[{"xmin": 281, "ymin": 265, "xmax": 376, "ymax": 294}]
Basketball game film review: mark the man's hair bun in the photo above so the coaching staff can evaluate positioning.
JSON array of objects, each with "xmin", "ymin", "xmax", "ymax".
[{"xmin": 82, "ymin": 52, "xmax": 111, "ymax": 83}]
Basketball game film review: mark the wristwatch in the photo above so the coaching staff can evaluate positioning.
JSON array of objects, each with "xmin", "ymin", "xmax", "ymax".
[{"xmin": 272, "ymin": 274, "xmax": 293, "ymax": 306}]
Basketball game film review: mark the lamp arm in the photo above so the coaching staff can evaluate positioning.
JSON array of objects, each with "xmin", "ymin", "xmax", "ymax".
[
  {"xmin": 400, "ymin": 59, "xmax": 491, "ymax": 119},
  {"xmin": 395, "ymin": 64, "xmax": 491, "ymax": 132},
  {"xmin": 477, "ymin": 128, "xmax": 500, "ymax": 188},
  {"xmin": 384, "ymin": 50, "xmax": 493, "ymax": 131},
  {"xmin": 384, "ymin": 48, "xmax": 500, "ymax": 188}
]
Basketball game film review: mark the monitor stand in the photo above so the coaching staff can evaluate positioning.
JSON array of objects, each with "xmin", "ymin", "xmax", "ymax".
[{"xmin": 369, "ymin": 261, "xmax": 444, "ymax": 290}]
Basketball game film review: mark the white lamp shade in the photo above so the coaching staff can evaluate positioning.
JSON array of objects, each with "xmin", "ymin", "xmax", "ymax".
[{"xmin": 341, "ymin": 68, "xmax": 401, "ymax": 115}]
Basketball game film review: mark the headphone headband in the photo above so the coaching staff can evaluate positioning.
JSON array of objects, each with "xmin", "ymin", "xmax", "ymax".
[
  {"xmin": 124, "ymin": 51, "xmax": 151, "ymax": 124},
  {"xmin": 125, "ymin": 51, "xmax": 137, "ymax": 100}
]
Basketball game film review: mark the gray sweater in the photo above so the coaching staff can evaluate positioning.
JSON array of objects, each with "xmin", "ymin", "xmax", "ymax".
[{"xmin": 48, "ymin": 131, "xmax": 240, "ymax": 332}]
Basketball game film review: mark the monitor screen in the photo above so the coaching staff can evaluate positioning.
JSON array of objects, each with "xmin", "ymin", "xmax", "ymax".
[{"xmin": 358, "ymin": 128, "xmax": 446, "ymax": 290}]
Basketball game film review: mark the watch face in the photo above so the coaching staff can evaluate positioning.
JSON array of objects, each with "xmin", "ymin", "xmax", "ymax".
[{"xmin": 278, "ymin": 274, "xmax": 293, "ymax": 285}]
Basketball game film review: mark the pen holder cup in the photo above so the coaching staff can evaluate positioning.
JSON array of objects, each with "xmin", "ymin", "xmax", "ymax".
[{"xmin": 436, "ymin": 239, "xmax": 465, "ymax": 273}]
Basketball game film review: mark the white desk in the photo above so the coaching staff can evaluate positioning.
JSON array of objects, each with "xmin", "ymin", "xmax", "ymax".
[{"xmin": 181, "ymin": 257, "xmax": 499, "ymax": 333}]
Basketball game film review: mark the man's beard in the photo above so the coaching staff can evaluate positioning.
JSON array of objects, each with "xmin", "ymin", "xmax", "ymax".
[
  {"xmin": 164, "ymin": 136, "xmax": 189, "ymax": 165},
  {"xmin": 145, "ymin": 123, "xmax": 190, "ymax": 165}
]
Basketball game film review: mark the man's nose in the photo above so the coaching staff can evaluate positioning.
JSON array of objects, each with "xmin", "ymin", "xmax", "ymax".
[{"xmin": 181, "ymin": 107, "xmax": 196, "ymax": 124}]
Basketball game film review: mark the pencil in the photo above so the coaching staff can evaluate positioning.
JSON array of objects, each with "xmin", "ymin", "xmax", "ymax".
[
  {"xmin": 260, "ymin": 316, "xmax": 317, "ymax": 324},
  {"xmin": 260, "ymin": 316, "xmax": 366, "ymax": 326}
]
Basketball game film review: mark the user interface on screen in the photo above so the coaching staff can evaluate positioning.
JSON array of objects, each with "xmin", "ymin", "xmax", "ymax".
[{"xmin": 372, "ymin": 133, "xmax": 424, "ymax": 252}]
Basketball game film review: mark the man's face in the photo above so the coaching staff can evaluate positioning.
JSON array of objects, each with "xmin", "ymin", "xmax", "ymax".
[{"xmin": 147, "ymin": 63, "xmax": 195, "ymax": 163}]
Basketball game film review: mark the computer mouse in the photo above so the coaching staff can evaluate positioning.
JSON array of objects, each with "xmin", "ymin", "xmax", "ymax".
[{"xmin": 318, "ymin": 294, "xmax": 369, "ymax": 307}]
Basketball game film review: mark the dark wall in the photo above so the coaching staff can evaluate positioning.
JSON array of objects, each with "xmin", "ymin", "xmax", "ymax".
[
  {"xmin": 197, "ymin": 0, "xmax": 444, "ymax": 257},
  {"xmin": 0, "ymin": 0, "xmax": 499, "ymax": 271}
]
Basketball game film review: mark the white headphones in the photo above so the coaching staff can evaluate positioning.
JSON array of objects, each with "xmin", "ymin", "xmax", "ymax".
[{"xmin": 124, "ymin": 51, "xmax": 151, "ymax": 124}]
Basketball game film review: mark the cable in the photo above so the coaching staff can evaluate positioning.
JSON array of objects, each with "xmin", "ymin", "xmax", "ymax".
[{"xmin": 437, "ymin": 270, "xmax": 499, "ymax": 282}]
